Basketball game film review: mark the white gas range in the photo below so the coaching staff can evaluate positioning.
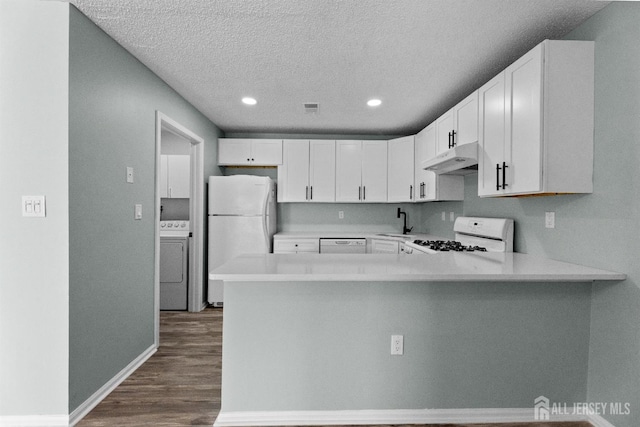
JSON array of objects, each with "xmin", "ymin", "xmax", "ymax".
[{"xmin": 402, "ymin": 217, "xmax": 514, "ymax": 254}]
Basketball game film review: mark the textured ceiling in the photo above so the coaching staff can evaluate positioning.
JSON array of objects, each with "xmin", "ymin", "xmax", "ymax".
[{"xmin": 66, "ymin": 0, "xmax": 608, "ymax": 135}]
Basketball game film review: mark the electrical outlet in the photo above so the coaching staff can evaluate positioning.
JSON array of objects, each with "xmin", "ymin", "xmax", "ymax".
[
  {"xmin": 441, "ymin": 211, "xmax": 446, "ymax": 221},
  {"xmin": 339, "ymin": 211, "xmax": 344, "ymax": 219},
  {"xmin": 391, "ymin": 335, "xmax": 404, "ymax": 355},
  {"xmin": 545, "ymin": 211, "xmax": 555, "ymax": 229},
  {"xmin": 450, "ymin": 212, "xmax": 455, "ymax": 222},
  {"xmin": 135, "ymin": 204, "xmax": 143, "ymax": 220}
]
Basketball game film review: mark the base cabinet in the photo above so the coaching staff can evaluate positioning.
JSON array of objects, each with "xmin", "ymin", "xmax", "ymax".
[
  {"xmin": 273, "ymin": 238, "xmax": 320, "ymax": 254},
  {"xmin": 478, "ymin": 40, "xmax": 594, "ymax": 197},
  {"xmin": 370, "ymin": 239, "xmax": 399, "ymax": 254}
]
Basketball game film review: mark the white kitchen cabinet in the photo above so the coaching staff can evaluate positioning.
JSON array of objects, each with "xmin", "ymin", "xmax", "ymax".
[
  {"xmin": 218, "ymin": 138, "xmax": 282, "ymax": 166},
  {"xmin": 273, "ymin": 238, "xmax": 320, "ymax": 254},
  {"xmin": 478, "ymin": 40, "xmax": 594, "ymax": 197},
  {"xmin": 160, "ymin": 154, "xmax": 190, "ymax": 198},
  {"xmin": 387, "ymin": 136, "xmax": 415, "ymax": 202},
  {"xmin": 435, "ymin": 91, "xmax": 479, "ymax": 155},
  {"xmin": 335, "ymin": 140, "xmax": 387, "ymax": 202},
  {"xmin": 278, "ymin": 140, "xmax": 335, "ymax": 202},
  {"xmin": 370, "ymin": 239, "xmax": 399, "ymax": 254},
  {"xmin": 414, "ymin": 125, "xmax": 464, "ymax": 202}
]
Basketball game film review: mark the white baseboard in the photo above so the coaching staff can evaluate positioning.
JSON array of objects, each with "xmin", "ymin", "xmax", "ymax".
[
  {"xmin": 68, "ymin": 344, "xmax": 157, "ymax": 426},
  {"xmin": 589, "ymin": 413, "xmax": 617, "ymax": 427},
  {"xmin": 0, "ymin": 415, "xmax": 69, "ymax": 427},
  {"xmin": 213, "ymin": 407, "xmax": 611, "ymax": 427}
]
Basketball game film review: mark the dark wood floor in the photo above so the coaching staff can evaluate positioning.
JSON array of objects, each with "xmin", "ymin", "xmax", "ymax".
[
  {"xmin": 77, "ymin": 308, "xmax": 592, "ymax": 427},
  {"xmin": 77, "ymin": 308, "xmax": 222, "ymax": 426}
]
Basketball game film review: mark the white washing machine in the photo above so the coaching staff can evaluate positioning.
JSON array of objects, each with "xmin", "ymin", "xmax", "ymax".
[{"xmin": 160, "ymin": 221, "xmax": 189, "ymax": 310}]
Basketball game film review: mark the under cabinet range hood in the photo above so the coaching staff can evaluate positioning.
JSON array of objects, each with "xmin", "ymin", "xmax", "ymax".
[{"xmin": 422, "ymin": 142, "xmax": 479, "ymax": 175}]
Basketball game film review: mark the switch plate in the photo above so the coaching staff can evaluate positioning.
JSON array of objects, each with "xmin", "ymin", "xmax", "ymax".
[
  {"xmin": 135, "ymin": 204, "xmax": 143, "ymax": 220},
  {"xmin": 338, "ymin": 211, "xmax": 344, "ymax": 219},
  {"xmin": 22, "ymin": 196, "xmax": 46, "ymax": 217},
  {"xmin": 391, "ymin": 335, "xmax": 404, "ymax": 355},
  {"xmin": 450, "ymin": 212, "xmax": 455, "ymax": 222},
  {"xmin": 441, "ymin": 211, "xmax": 446, "ymax": 221},
  {"xmin": 126, "ymin": 167, "xmax": 134, "ymax": 183},
  {"xmin": 545, "ymin": 211, "xmax": 555, "ymax": 229}
]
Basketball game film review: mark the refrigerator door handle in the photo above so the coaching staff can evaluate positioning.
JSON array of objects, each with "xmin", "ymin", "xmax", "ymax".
[{"xmin": 262, "ymin": 182, "xmax": 271, "ymax": 250}]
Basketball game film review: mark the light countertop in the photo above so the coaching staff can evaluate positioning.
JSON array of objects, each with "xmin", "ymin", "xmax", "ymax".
[
  {"xmin": 209, "ymin": 253, "xmax": 626, "ymax": 283},
  {"xmin": 274, "ymin": 231, "xmax": 439, "ymax": 242}
]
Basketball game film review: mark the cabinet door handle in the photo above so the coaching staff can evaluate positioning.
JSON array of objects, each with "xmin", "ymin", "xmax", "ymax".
[
  {"xmin": 359, "ymin": 186, "xmax": 362, "ymax": 200},
  {"xmin": 496, "ymin": 163, "xmax": 501, "ymax": 191},
  {"xmin": 409, "ymin": 185, "xmax": 413, "ymax": 200},
  {"xmin": 448, "ymin": 132, "xmax": 452, "ymax": 149},
  {"xmin": 451, "ymin": 130, "xmax": 456, "ymax": 148},
  {"xmin": 502, "ymin": 162, "xmax": 508, "ymax": 189},
  {"xmin": 310, "ymin": 186, "xmax": 313, "ymax": 200},
  {"xmin": 305, "ymin": 186, "xmax": 309, "ymax": 200},
  {"xmin": 363, "ymin": 186, "xmax": 366, "ymax": 201}
]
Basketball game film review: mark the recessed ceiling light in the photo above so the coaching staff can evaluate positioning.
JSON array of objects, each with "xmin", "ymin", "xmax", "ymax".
[
  {"xmin": 242, "ymin": 97, "xmax": 257, "ymax": 105},
  {"xmin": 367, "ymin": 99, "xmax": 382, "ymax": 107}
]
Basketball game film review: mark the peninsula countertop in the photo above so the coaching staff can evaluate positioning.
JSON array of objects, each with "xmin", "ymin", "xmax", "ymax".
[{"xmin": 209, "ymin": 253, "xmax": 626, "ymax": 283}]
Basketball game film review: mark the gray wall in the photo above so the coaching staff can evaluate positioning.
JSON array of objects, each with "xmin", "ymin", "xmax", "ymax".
[
  {"xmin": 458, "ymin": 3, "xmax": 640, "ymax": 426},
  {"xmin": 223, "ymin": 280, "xmax": 591, "ymax": 412},
  {"xmin": 68, "ymin": 6, "xmax": 222, "ymax": 412},
  {"xmin": 0, "ymin": 1, "xmax": 70, "ymax": 417}
]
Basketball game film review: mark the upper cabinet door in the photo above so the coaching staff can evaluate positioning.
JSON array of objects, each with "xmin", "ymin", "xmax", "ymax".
[
  {"xmin": 414, "ymin": 125, "xmax": 435, "ymax": 201},
  {"xmin": 218, "ymin": 138, "xmax": 282, "ymax": 166},
  {"xmin": 251, "ymin": 139, "xmax": 283, "ymax": 165},
  {"xmin": 453, "ymin": 90, "xmax": 479, "ymax": 147},
  {"xmin": 361, "ymin": 140, "xmax": 387, "ymax": 202},
  {"xmin": 335, "ymin": 140, "xmax": 363, "ymax": 202},
  {"xmin": 387, "ymin": 136, "xmax": 415, "ymax": 202},
  {"xmin": 435, "ymin": 110, "xmax": 455, "ymax": 155},
  {"xmin": 478, "ymin": 72, "xmax": 507, "ymax": 197},
  {"xmin": 504, "ymin": 43, "xmax": 543, "ymax": 195},
  {"xmin": 278, "ymin": 140, "xmax": 310, "ymax": 202},
  {"xmin": 167, "ymin": 155, "xmax": 191, "ymax": 198},
  {"xmin": 308, "ymin": 140, "xmax": 336, "ymax": 202},
  {"xmin": 218, "ymin": 139, "xmax": 252, "ymax": 165}
]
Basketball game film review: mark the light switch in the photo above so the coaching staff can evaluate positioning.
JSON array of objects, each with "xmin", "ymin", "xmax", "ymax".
[
  {"xmin": 126, "ymin": 167, "xmax": 134, "ymax": 183},
  {"xmin": 135, "ymin": 204, "xmax": 142, "ymax": 220},
  {"xmin": 22, "ymin": 196, "xmax": 46, "ymax": 217}
]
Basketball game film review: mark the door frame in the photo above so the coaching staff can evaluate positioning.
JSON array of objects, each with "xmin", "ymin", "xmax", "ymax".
[{"xmin": 155, "ymin": 111, "xmax": 205, "ymax": 345}]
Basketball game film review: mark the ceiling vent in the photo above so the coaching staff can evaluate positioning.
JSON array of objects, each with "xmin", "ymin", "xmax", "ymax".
[{"xmin": 304, "ymin": 102, "xmax": 319, "ymax": 114}]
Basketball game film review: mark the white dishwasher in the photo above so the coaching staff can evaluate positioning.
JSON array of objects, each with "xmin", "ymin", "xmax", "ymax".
[{"xmin": 319, "ymin": 238, "xmax": 367, "ymax": 254}]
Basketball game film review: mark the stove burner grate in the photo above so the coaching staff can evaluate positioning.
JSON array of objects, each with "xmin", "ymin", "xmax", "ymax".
[{"xmin": 412, "ymin": 239, "xmax": 487, "ymax": 252}]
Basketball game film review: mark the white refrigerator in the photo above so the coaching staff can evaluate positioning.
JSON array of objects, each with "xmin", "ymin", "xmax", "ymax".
[{"xmin": 207, "ymin": 175, "xmax": 276, "ymax": 306}]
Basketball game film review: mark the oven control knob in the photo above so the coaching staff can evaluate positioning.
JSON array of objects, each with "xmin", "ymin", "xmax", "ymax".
[{"xmin": 160, "ymin": 223, "xmax": 166, "ymax": 228}]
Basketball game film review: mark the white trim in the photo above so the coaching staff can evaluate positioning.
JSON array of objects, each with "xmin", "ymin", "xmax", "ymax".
[
  {"xmin": 589, "ymin": 413, "xmax": 617, "ymax": 427},
  {"xmin": 213, "ymin": 407, "xmax": 603, "ymax": 427},
  {"xmin": 155, "ymin": 111, "xmax": 206, "ymax": 347},
  {"xmin": 0, "ymin": 415, "xmax": 68, "ymax": 427},
  {"xmin": 68, "ymin": 344, "xmax": 156, "ymax": 426}
]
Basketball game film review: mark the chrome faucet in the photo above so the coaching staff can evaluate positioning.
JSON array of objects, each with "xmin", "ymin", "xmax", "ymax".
[{"xmin": 397, "ymin": 208, "xmax": 413, "ymax": 234}]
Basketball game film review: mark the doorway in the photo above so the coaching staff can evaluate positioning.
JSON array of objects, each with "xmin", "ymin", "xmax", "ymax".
[{"xmin": 155, "ymin": 112, "xmax": 205, "ymax": 345}]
